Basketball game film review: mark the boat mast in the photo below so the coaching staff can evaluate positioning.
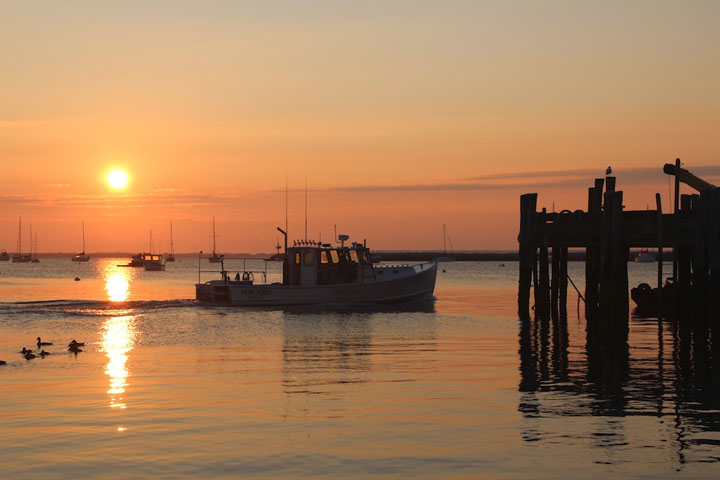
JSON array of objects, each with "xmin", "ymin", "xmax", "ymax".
[
  {"xmin": 17, "ymin": 216, "xmax": 22, "ymax": 256},
  {"xmin": 443, "ymin": 224, "xmax": 446, "ymax": 254},
  {"xmin": 304, "ymin": 176, "xmax": 308, "ymax": 241},
  {"xmin": 82, "ymin": 221, "xmax": 86, "ymax": 253},
  {"xmin": 212, "ymin": 217, "xmax": 217, "ymax": 255},
  {"xmin": 170, "ymin": 222, "xmax": 174, "ymax": 255}
]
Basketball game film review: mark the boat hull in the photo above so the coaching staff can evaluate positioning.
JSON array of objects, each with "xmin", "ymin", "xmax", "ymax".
[{"xmin": 197, "ymin": 262, "xmax": 437, "ymax": 306}]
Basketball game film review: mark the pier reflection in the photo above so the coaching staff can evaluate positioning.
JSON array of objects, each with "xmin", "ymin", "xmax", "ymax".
[
  {"xmin": 518, "ymin": 312, "xmax": 720, "ymax": 465},
  {"xmin": 101, "ymin": 315, "xmax": 137, "ymax": 410}
]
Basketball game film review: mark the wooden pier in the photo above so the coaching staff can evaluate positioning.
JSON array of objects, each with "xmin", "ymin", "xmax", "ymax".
[{"xmin": 518, "ymin": 161, "xmax": 720, "ymax": 332}]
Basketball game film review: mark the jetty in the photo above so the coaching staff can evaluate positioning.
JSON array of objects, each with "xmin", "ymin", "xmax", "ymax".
[{"xmin": 518, "ymin": 160, "xmax": 720, "ymax": 336}]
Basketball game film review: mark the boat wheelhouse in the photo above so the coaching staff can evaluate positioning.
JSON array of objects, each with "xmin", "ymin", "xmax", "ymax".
[{"xmin": 196, "ymin": 235, "xmax": 437, "ymax": 306}]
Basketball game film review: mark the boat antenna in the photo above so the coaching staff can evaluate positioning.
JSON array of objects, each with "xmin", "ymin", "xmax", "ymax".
[{"xmin": 304, "ymin": 176, "xmax": 308, "ymax": 241}]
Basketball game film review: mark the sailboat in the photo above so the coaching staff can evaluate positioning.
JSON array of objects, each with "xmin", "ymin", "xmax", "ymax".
[
  {"xmin": 209, "ymin": 216, "xmax": 223, "ymax": 263},
  {"xmin": 12, "ymin": 217, "xmax": 32, "ymax": 263},
  {"xmin": 31, "ymin": 230, "xmax": 40, "ymax": 263},
  {"xmin": 165, "ymin": 222, "xmax": 176, "ymax": 262},
  {"xmin": 434, "ymin": 224, "xmax": 455, "ymax": 262},
  {"xmin": 72, "ymin": 221, "xmax": 90, "ymax": 262}
]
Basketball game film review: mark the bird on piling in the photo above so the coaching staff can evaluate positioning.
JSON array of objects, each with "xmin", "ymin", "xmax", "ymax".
[
  {"xmin": 606, "ymin": 166, "xmax": 612, "ymax": 175},
  {"xmin": 36, "ymin": 337, "xmax": 53, "ymax": 347}
]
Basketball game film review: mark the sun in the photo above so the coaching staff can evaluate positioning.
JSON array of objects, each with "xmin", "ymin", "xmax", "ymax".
[{"xmin": 108, "ymin": 170, "xmax": 128, "ymax": 189}]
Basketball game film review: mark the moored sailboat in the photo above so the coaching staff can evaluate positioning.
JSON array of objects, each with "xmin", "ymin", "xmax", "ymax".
[
  {"xmin": 165, "ymin": 222, "xmax": 176, "ymax": 262},
  {"xmin": 71, "ymin": 221, "xmax": 90, "ymax": 262},
  {"xmin": 209, "ymin": 216, "xmax": 223, "ymax": 263},
  {"xmin": 12, "ymin": 217, "xmax": 31, "ymax": 263}
]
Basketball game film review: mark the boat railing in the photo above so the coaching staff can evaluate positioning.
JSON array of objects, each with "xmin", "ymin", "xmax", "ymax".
[{"xmin": 196, "ymin": 254, "xmax": 271, "ymax": 285}]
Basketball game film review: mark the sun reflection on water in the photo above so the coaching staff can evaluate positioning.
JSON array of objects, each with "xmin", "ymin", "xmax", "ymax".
[
  {"xmin": 104, "ymin": 266, "xmax": 132, "ymax": 302},
  {"xmin": 101, "ymin": 315, "xmax": 137, "ymax": 410}
]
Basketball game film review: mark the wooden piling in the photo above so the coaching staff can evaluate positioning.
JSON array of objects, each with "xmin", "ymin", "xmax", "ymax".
[
  {"xmin": 708, "ymin": 189, "xmax": 720, "ymax": 321},
  {"xmin": 551, "ymin": 244, "xmax": 560, "ymax": 321},
  {"xmin": 559, "ymin": 246, "xmax": 568, "ymax": 320},
  {"xmin": 585, "ymin": 178, "xmax": 604, "ymax": 318},
  {"xmin": 518, "ymin": 194, "xmax": 537, "ymax": 319}
]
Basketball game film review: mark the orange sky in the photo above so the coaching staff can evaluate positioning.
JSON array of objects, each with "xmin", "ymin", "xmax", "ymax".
[{"xmin": 1, "ymin": 1, "xmax": 719, "ymax": 253}]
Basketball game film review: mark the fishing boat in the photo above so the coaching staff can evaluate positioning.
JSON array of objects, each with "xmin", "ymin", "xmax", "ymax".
[
  {"xmin": 143, "ymin": 253, "xmax": 166, "ymax": 271},
  {"xmin": 434, "ymin": 224, "xmax": 455, "ymax": 262},
  {"xmin": 631, "ymin": 279, "xmax": 674, "ymax": 315},
  {"xmin": 71, "ymin": 221, "xmax": 90, "ymax": 262},
  {"xmin": 118, "ymin": 253, "xmax": 146, "ymax": 267},
  {"xmin": 196, "ymin": 232, "xmax": 437, "ymax": 306},
  {"xmin": 209, "ymin": 217, "xmax": 223, "ymax": 263},
  {"xmin": 634, "ymin": 248, "xmax": 656, "ymax": 263},
  {"xmin": 165, "ymin": 222, "xmax": 176, "ymax": 262},
  {"xmin": 12, "ymin": 217, "xmax": 32, "ymax": 263}
]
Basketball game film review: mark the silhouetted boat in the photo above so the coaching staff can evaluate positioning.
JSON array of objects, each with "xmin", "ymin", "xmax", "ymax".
[
  {"xmin": 634, "ymin": 248, "xmax": 656, "ymax": 263},
  {"xmin": 118, "ymin": 253, "xmax": 146, "ymax": 267},
  {"xmin": 434, "ymin": 224, "xmax": 455, "ymax": 262},
  {"xmin": 631, "ymin": 279, "xmax": 674, "ymax": 315},
  {"xmin": 196, "ymin": 233, "xmax": 437, "ymax": 306},
  {"xmin": 209, "ymin": 217, "xmax": 222, "ymax": 263},
  {"xmin": 72, "ymin": 221, "xmax": 90, "ymax": 262},
  {"xmin": 143, "ymin": 253, "xmax": 166, "ymax": 271},
  {"xmin": 12, "ymin": 217, "xmax": 31, "ymax": 263},
  {"xmin": 0, "ymin": 250, "xmax": 9, "ymax": 261},
  {"xmin": 164, "ymin": 222, "xmax": 176, "ymax": 262}
]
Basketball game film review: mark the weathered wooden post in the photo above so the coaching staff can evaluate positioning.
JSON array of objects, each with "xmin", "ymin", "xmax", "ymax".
[
  {"xmin": 518, "ymin": 194, "xmax": 537, "ymax": 319},
  {"xmin": 585, "ymin": 178, "xmax": 604, "ymax": 318},
  {"xmin": 708, "ymin": 189, "xmax": 720, "ymax": 322},
  {"xmin": 677, "ymin": 195, "xmax": 693, "ymax": 313},
  {"xmin": 656, "ymin": 193, "xmax": 664, "ymax": 316},
  {"xmin": 536, "ymin": 208, "xmax": 550, "ymax": 320},
  {"xmin": 693, "ymin": 191, "xmax": 710, "ymax": 320}
]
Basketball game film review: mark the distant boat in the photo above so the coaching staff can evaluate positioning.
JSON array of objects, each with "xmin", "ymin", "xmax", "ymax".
[
  {"xmin": 434, "ymin": 224, "xmax": 455, "ymax": 262},
  {"xmin": 634, "ymin": 249, "xmax": 656, "ymax": 263},
  {"xmin": 31, "ymin": 230, "xmax": 40, "ymax": 263},
  {"xmin": 143, "ymin": 253, "xmax": 166, "ymax": 271},
  {"xmin": 0, "ymin": 249, "xmax": 9, "ymax": 261},
  {"xmin": 165, "ymin": 222, "xmax": 176, "ymax": 262},
  {"xmin": 143, "ymin": 230, "xmax": 166, "ymax": 271},
  {"xmin": 266, "ymin": 238, "xmax": 285, "ymax": 261},
  {"xmin": 71, "ymin": 221, "xmax": 90, "ymax": 262},
  {"xmin": 12, "ymin": 217, "xmax": 31, "ymax": 263},
  {"xmin": 118, "ymin": 253, "xmax": 145, "ymax": 268},
  {"xmin": 209, "ymin": 216, "xmax": 223, "ymax": 263}
]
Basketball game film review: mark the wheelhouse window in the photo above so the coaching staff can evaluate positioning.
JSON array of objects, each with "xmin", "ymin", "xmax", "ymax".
[
  {"xmin": 303, "ymin": 251, "xmax": 314, "ymax": 266},
  {"xmin": 320, "ymin": 251, "xmax": 329, "ymax": 264},
  {"xmin": 330, "ymin": 250, "xmax": 339, "ymax": 263},
  {"xmin": 295, "ymin": 252, "xmax": 300, "ymax": 264},
  {"xmin": 349, "ymin": 249, "xmax": 359, "ymax": 263}
]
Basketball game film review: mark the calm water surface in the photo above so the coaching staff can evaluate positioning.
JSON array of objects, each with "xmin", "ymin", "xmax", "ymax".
[{"xmin": 0, "ymin": 258, "xmax": 717, "ymax": 478}]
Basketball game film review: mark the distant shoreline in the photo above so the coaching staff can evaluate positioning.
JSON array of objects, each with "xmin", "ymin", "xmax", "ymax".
[{"xmin": 14, "ymin": 250, "xmax": 667, "ymax": 262}]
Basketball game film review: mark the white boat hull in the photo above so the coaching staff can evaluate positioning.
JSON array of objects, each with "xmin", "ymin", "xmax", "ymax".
[{"xmin": 196, "ymin": 262, "xmax": 437, "ymax": 306}]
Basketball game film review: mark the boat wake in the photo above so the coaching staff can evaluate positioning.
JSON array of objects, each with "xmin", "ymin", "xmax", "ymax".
[{"xmin": 0, "ymin": 299, "xmax": 196, "ymax": 317}]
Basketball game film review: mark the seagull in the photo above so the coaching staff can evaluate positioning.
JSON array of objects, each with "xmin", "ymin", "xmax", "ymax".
[{"xmin": 606, "ymin": 166, "xmax": 612, "ymax": 175}]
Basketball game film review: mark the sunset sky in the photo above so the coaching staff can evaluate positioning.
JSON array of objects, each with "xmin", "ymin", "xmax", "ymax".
[{"xmin": 1, "ymin": 0, "xmax": 719, "ymax": 253}]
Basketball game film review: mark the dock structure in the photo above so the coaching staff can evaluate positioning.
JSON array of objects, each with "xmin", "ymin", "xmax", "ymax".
[{"xmin": 518, "ymin": 160, "xmax": 720, "ymax": 333}]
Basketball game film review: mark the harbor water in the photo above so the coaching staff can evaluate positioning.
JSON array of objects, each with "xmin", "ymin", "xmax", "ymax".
[{"xmin": 0, "ymin": 258, "xmax": 718, "ymax": 478}]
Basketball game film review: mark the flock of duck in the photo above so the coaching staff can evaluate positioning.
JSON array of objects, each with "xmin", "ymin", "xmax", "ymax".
[{"xmin": 0, "ymin": 337, "xmax": 86, "ymax": 364}]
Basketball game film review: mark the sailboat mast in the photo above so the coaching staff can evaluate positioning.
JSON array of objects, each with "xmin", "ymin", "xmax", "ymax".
[
  {"xmin": 82, "ymin": 221, "xmax": 86, "ymax": 253},
  {"xmin": 304, "ymin": 176, "xmax": 308, "ymax": 241},
  {"xmin": 17, "ymin": 217, "xmax": 22, "ymax": 256},
  {"xmin": 443, "ymin": 224, "xmax": 446, "ymax": 254},
  {"xmin": 212, "ymin": 217, "xmax": 217, "ymax": 253},
  {"xmin": 170, "ymin": 222, "xmax": 174, "ymax": 255}
]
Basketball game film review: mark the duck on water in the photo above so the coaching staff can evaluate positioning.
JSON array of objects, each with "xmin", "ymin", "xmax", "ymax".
[{"xmin": 196, "ymin": 231, "xmax": 437, "ymax": 306}]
